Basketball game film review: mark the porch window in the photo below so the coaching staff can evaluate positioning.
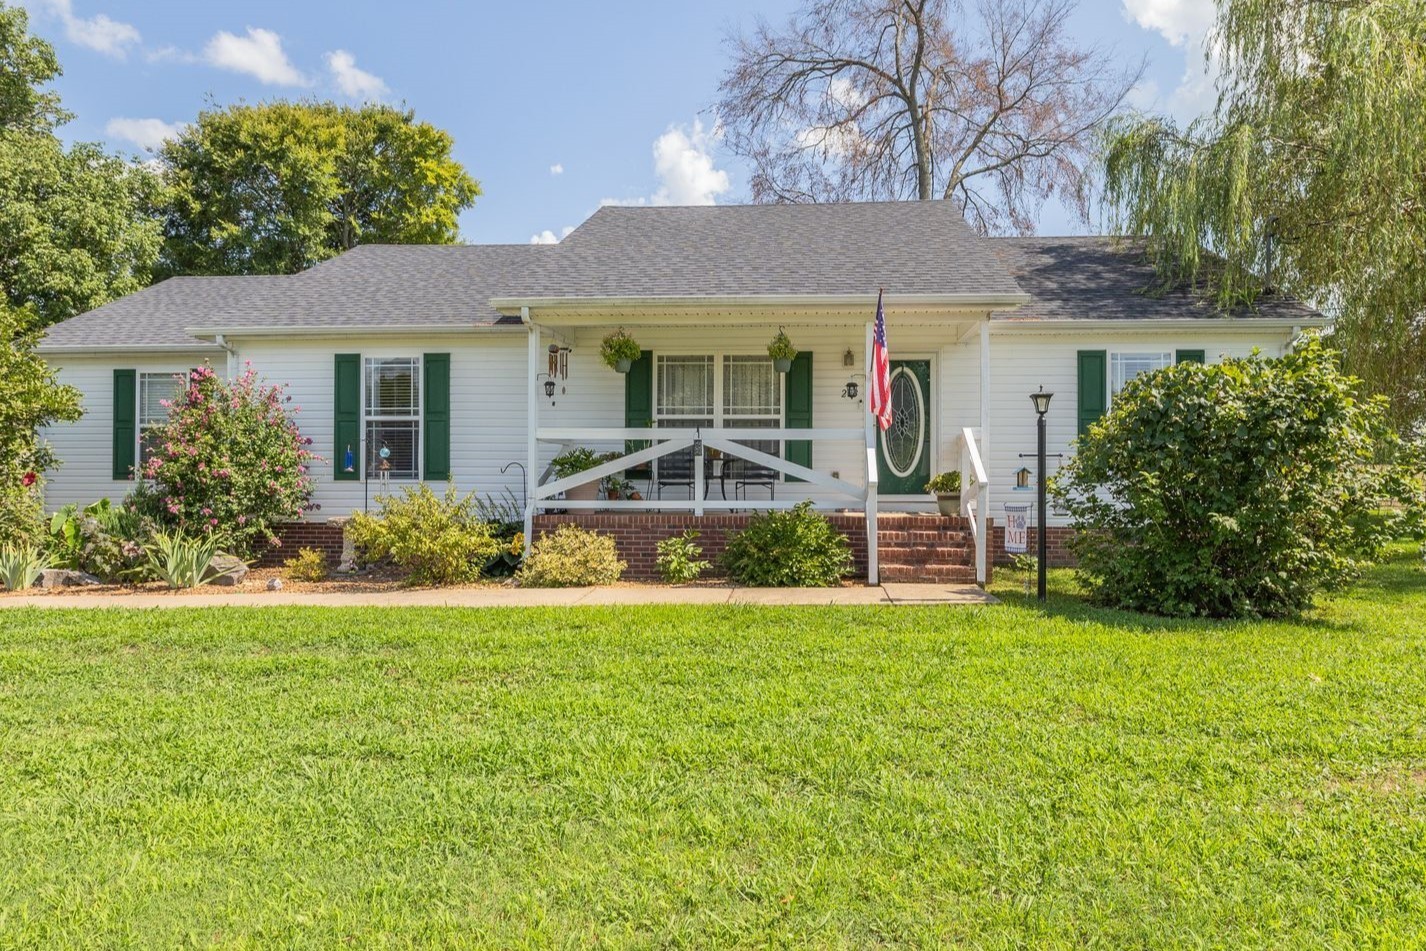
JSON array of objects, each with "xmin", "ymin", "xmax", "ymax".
[
  {"xmin": 1110, "ymin": 351, "xmax": 1172, "ymax": 398},
  {"xmin": 364, "ymin": 357, "xmax": 421, "ymax": 479},
  {"xmin": 655, "ymin": 353, "xmax": 783, "ymax": 464},
  {"xmin": 138, "ymin": 372, "xmax": 181, "ymax": 465}
]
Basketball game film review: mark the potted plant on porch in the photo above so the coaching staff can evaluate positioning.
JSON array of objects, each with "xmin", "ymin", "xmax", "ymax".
[
  {"xmin": 551, "ymin": 448, "xmax": 616, "ymax": 502},
  {"xmin": 767, "ymin": 329, "xmax": 798, "ymax": 373},
  {"xmin": 925, "ymin": 471, "xmax": 962, "ymax": 517},
  {"xmin": 600, "ymin": 328, "xmax": 642, "ymax": 373}
]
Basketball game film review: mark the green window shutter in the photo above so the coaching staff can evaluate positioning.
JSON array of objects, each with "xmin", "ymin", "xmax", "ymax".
[
  {"xmin": 112, "ymin": 369, "xmax": 136, "ymax": 480},
  {"xmin": 624, "ymin": 350, "xmax": 653, "ymax": 465},
  {"xmin": 334, "ymin": 353, "xmax": 361, "ymax": 481},
  {"xmin": 784, "ymin": 351, "xmax": 813, "ymax": 481},
  {"xmin": 1176, "ymin": 349, "xmax": 1206, "ymax": 364},
  {"xmin": 1077, "ymin": 350, "xmax": 1107, "ymax": 438},
  {"xmin": 423, "ymin": 353, "xmax": 451, "ymax": 481}
]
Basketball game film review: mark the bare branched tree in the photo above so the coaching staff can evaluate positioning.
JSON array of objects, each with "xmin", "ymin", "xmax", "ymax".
[{"xmin": 717, "ymin": 0, "xmax": 1143, "ymax": 233}]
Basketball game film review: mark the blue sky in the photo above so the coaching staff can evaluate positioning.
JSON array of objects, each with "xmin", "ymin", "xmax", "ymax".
[{"xmin": 19, "ymin": 0, "xmax": 1217, "ymax": 243}]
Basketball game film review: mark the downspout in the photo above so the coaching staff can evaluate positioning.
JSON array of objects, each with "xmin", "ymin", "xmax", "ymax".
[{"xmin": 214, "ymin": 334, "xmax": 238, "ymax": 378}]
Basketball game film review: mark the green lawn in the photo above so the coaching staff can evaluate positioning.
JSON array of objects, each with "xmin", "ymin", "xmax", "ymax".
[{"xmin": 1, "ymin": 550, "xmax": 1424, "ymax": 948}]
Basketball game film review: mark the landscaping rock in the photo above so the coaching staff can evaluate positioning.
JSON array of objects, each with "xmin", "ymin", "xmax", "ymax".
[
  {"xmin": 208, "ymin": 555, "xmax": 248, "ymax": 586},
  {"xmin": 267, "ymin": 578, "xmax": 283, "ymax": 591},
  {"xmin": 38, "ymin": 569, "xmax": 102, "ymax": 589}
]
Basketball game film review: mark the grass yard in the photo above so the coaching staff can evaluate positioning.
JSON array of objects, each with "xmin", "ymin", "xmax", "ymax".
[{"xmin": 1, "ymin": 549, "xmax": 1424, "ymax": 948}]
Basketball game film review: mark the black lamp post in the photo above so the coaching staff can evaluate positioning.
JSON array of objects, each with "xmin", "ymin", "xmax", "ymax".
[{"xmin": 1030, "ymin": 387, "xmax": 1053, "ymax": 602}]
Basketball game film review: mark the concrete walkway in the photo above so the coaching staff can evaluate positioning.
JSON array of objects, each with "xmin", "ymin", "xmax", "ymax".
[{"xmin": 0, "ymin": 583, "xmax": 996, "ymax": 610}]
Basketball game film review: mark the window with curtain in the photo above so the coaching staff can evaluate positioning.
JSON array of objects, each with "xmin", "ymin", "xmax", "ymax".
[
  {"xmin": 364, "ymin": 357, "xmax": 421, "ymax": 479},
  {"xmin": 654, "ymin": 354, "xmax": 784, "ymax": 477},
  {"xmin": 138, "ymin": 372, "xmax": 182, "ymax": 465},
  {"xmin": 1110, "ymin": 352, "xmax": 1172, "ymax": 398}
]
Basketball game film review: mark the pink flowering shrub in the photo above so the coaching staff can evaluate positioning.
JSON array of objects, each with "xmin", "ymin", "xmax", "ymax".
[{"xmin": 128, "ymin": 362, "xmax": 319, "ymax": 557}]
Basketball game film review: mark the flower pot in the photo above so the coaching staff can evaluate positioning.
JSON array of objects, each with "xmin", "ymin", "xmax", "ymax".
[
  {"xmin": 773, "ymin": 357, "xmax": 793, "ymax": 374},
  {"xmin": 564, "ymin": 481, "xmax": 599, "ymax": 502},
  {"xmin": 615, "ymin": 357, "xmax": 633, "ymax": 373},
  {"xmin": 935, "ymin": 491, "xmax": 961, "ymax": 517}
]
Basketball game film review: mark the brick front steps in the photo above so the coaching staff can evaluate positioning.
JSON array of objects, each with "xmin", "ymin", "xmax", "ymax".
[{"xmin": 874, "ymin": 515, "xmax": 979, "ymax": 584}]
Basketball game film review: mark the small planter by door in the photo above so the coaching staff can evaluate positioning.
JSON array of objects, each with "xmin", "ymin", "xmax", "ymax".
[
  {"xmin": 564, "ymin": 481, "xmax": 600, "ymax": 502},
  {"xmin": 773, "ymin": 358, "xmax": 793, "ymax": 374},
  {"xmin": 935, "ymin": 492, "xmax": 961, "ymax": 517}
]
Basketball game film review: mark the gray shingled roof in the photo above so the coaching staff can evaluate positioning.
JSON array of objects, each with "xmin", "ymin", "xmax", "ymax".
[
  {"xmin": 989, "ymin": 236, "xmax": 1323, "ymax": 322},
  {"xmin": 40, "ymin": 205, "xmax": 1324, "ymax": 352},
  {"xmin": 515, "ymin": 201, "xmax": 1022, "ymax": 299}
]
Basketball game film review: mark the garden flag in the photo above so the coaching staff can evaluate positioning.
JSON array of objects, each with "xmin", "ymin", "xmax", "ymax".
[{"xmin": 870, "ymin": 290, "xmax": 893, "ymax": 431}]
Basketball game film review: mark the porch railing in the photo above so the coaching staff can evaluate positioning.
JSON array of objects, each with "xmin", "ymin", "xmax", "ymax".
[
  {"xmin": 958, "ymin": 427, "xmax": 990, "ymax": 585},
  {"xmin": 523, "ymin": 426, "xmax": 879, "ymax": 580}
]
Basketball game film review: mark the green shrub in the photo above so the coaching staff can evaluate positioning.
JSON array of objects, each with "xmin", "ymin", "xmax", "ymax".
[
  {"xmin": 517, "ymin": 525, "xmax": 625, "ymax": 587},
  {"xmin": 128, "ymin": 363, "xmax": 318, "ymax": 558},
  {"xmin": 346, "ymin": 484, "xmax": 500, "ymax": 585},
  {"xmin": 0, "ymin": 543, "xmax": 52, "ymax": 591},
  {"xmin": 284, "ymin": 547, "xmax": 330, "ymax": 582},
  {"xmin": 0, "ymin": 307, "xmax": 82, "ymax": 546},
  {"xmin": 656, "ymin": 530, "xmax": 709, "ymax": 583},
  {"xmin": 1054, "ymin": 337, "xmax": 1424, "ymax": 618},
  {"xmin": 46, "ymin": 498, "xmax": 152, "ymax": 582},
  {"xmin": 145, "ymin": 531, "xmax": 221, "ymax": 589},
  {"xmin": 722, "ymin": 502, "xmax": 853, "ymax": 587}
]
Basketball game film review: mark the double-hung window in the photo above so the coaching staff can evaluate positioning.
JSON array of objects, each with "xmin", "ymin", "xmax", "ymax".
[
  {"xmin": 1110, "ymin": 351, "xmax": 1172, "ymax": 399},
  {"xmin": 138, "ymin": 372, "xmax": 182, "ymax": 465},
  {"xmin": 655, "ymin": 353, "xmax": 783, "ymax": 468},
  {"xmin": 364, "ymin": 357, "xmax": 421, "ymax": 479}
]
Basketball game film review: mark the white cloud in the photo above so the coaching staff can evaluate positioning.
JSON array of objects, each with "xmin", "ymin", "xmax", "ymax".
[
  {"xmin": 549, "ymin": 163, "xmax": 564, "ymax": 176},
  {"xmin": 105, "ymin": 116, "xmax": 182, "ymax": 151},
  {"xmin": 529, "ymin": 226, "xmax": 576, "ymax": 245},
  {"xmin": 203, "ymin": 27, "xmax": 309, "ymax": 86},
  {"xmin": 651, "ymin": 119, "xmax": 730, "ymax": 206},
  {"xmin": 325, "ymin": 50, "xmax": 388, "ymax": 99},
  {"xmin": 28, "ymin": 0, "xmax": 140, "ymax": 58},
  {"xmin": 1122, "ymin": 0, "xmax": 1221, "ymax": 122}
]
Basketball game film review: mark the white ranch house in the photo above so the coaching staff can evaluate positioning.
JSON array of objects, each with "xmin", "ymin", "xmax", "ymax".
[{"xmin": 37, "ymin": 202, "xmax": 1326, "ymax": 583}]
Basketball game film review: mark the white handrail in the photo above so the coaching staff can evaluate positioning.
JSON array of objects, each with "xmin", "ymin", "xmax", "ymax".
[
  {"xmin": 960, "ymin": 426, "xmax": 990, "ymax": 586},
  {"xmin": 536, "ymin": 426, "xmax": 863, "ymax": 442}
]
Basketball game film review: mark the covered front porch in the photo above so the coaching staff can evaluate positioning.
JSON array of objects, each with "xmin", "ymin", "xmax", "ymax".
[{"xmin": 509, "ymin": 300, "xmax": 997, "ymax": 585}]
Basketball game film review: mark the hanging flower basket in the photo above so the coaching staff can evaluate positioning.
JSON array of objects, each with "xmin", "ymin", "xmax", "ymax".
[
  {"xmin": 601, "ymin": 328, "xmax": 642, "ymax": 373},
  {"xmin": 767, "ymin": 328, "xmax": 798, "ymax": 373}
]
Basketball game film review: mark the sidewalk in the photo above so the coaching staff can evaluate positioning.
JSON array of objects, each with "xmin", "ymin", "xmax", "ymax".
[{"xmin": 0, "ymin": 583, "xmax": 997, "ymax": 610}]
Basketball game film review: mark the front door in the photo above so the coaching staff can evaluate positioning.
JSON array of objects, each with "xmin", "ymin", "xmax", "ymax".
[{"xmin": 876, "ymin": 359, "xmax": 932, "ymax": 495}]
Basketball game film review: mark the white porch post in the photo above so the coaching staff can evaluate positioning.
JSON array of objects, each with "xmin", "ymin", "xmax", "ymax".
[
  {"xmin": 523, "ymin": 311, "xmax": 538, "ymax": 558},
  {"xmin": 864, "ymin": 319, "xmax": 879, "ymax": 586},
  {"xmin": 977, "ymin": 320, "xmax": 991, "ymax": 585}
]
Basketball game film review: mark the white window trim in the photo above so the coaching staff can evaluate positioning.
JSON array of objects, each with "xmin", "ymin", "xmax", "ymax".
[
  {"xmin": 137, "ymin": 371, "xmax": 183, "ymax": 467},
  {"xmin": 654, "ymin": 351, "xmax": 786, "ymax": 479},
  {"xmin": 362, "ymin": 356, "xmax": 424, "ymax": 482},
  {"xmin": 1109, "ymin": 350, "xmax": 1173, "ymax": 401}
]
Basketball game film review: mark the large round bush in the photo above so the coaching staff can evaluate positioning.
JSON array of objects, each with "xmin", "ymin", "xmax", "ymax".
[
  {"xmin": 130, "ymin": 363, "xmax": 317, "ymax": 557},
  {"xmin": 1053, "ymin": 338, "xmax": 1421, "ymax": 618}
]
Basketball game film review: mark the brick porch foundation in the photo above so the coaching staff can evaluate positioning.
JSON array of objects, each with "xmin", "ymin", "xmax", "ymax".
[{"xmin": 257, "ymin": 520, "xmax": 346, "ymax": 567}]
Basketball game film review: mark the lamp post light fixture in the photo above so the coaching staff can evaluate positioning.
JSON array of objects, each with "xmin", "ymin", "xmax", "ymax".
[{"xmin": 1030, "ymin": 387, "xmax": 1053, "ymax": 602}]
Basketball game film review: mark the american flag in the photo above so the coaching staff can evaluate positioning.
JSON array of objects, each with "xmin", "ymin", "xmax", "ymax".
[{"xmin": 870, "ymin": 290, "xmax": 892, "ymax": 431}]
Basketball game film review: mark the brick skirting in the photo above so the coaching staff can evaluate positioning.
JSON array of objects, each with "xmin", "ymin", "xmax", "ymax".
[
  {"xmin": 534, "ymin": 512, "xmax": 873, "ymax": 581},
  {"xmin": 256, "ymin": 521, "xmax": 346, "ymax": 567},
  {"xmin": 989, "ymin": 524, "xmax": 1077, "ymax": 568}
]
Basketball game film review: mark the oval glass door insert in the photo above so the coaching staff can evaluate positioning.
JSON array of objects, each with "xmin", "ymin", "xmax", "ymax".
[{"xmin": 881, "ymin": 367, "xmax": 926, "ymax": 478}]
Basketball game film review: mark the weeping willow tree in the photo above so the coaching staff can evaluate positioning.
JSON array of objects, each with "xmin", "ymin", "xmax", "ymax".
[{"xmin": 1102, "ymin": 0, "xmax": 1426, "ymax": 432}]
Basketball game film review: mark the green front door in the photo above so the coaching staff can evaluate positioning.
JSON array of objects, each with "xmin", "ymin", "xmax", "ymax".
[{"xmin": 876, "ymin": 359, "xmax": 932, "ymax": 495}]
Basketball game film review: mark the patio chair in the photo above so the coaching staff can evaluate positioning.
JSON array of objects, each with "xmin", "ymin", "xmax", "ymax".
[
  {"xmin": 655, "ymin": 445, "xmax": 696, "ymax": 499},
  {"xmin": 731, "ymin": 458, "xmax": 778, "ymax": 501}
]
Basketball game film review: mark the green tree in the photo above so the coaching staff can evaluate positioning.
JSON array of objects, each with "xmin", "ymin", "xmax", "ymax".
[
  {"xmin": 1053, "ymin": 338, "xmax": 1421, "ymax": 619},
  {"xmin": 1100, "ymin": 0, "xmax": 1426, "ymax": 432},
  {"xmin": 0, "ymin": 305, "xmax": 82, "ymax": 544},
  {"xmin": 159, "ymin": 102, "xmax": 481, "ymax": 276},
  {"xmin": 0, "ymin": 2, "xmax": 163, "ymax": 325},
  {"xmin": 0, "ymin": 1, "xmax": 65, "ymax": 132}
]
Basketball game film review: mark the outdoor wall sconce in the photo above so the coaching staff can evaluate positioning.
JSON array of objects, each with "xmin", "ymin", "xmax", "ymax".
[
  {"xmin": 841, "ymin": 378, "xmax": 860, "ymax": 400},
  {"xmin": 843, "ymin": 348, "xmax": 855, "ymax": 368}
]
